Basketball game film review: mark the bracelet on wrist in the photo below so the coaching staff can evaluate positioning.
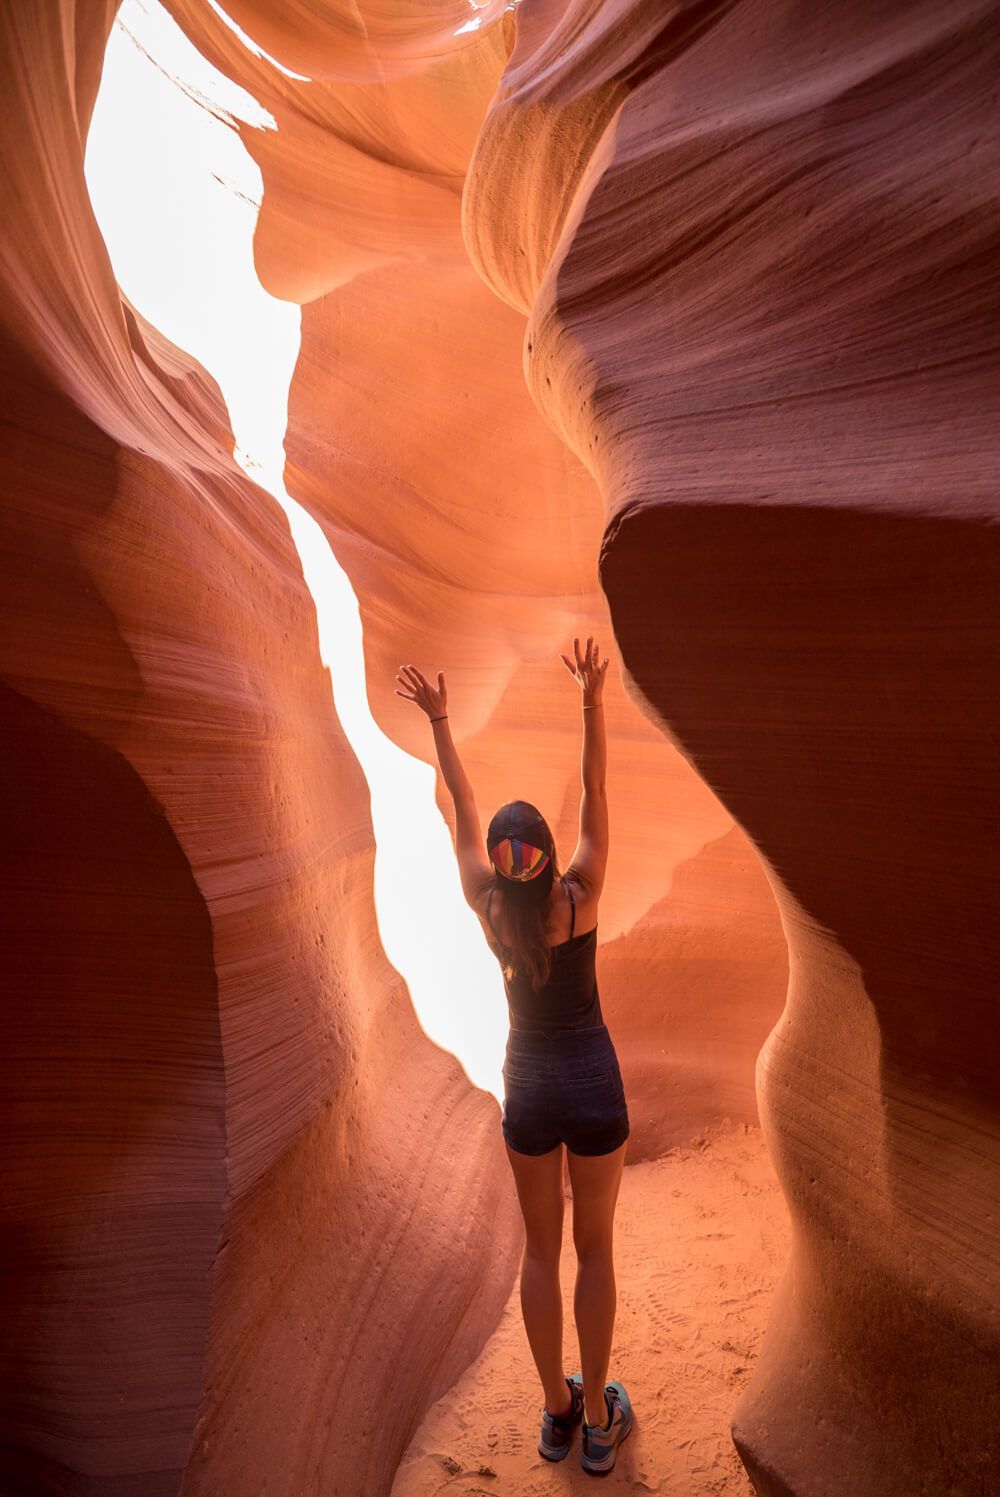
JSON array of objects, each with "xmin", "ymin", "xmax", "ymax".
[
  {"xmin": 582, "ymin": 702, "xmax": 603, "ymax": 710},
  {"xmin": 429, "ymin": 714, "xmax": 448, "ymax": 723}
]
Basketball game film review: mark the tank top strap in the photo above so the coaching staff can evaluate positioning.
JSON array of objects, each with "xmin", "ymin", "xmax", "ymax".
[{"xmin": 563, "ymin": 875, "xmax": 575, "ymax": 939}]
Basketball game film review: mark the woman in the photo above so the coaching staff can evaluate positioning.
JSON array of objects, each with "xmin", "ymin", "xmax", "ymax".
[{"xmin": 394, "ymin": 636, "xmax": 634, "ymax": 1476}]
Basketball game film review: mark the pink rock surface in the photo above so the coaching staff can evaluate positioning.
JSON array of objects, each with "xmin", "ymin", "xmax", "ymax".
[
  {"xmin": 283, "ymin": 252, "xmax": 788, "ymax": 1162},
  {"xmin": 465, "ymin": 1, "xmax": 1000, "ymax": 1493},
  {"xmin": 163, "ymin": 0, "xmax": 788, "ymax": 1164},
  {"xmin": 1, "ymin": 7, "xmax": 519, "ymax": 1494},
  {"xmin": 18, "ymin": 0, "xmax": 989, "ymax": 1494}
]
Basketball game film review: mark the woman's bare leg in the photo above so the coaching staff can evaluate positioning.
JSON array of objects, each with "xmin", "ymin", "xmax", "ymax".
[
  {"xmin": 503, "ymin": 1140, "xmax": 571, "ymax": 1414},
  {"xmin": 567, "ymin": 1140, "xmax": 627, "ymax": 1426}
]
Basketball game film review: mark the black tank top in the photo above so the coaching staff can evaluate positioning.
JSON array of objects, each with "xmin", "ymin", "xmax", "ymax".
[{"xmin": 486, "ymin": 876, "xmax": 604, "ymax": 1033}]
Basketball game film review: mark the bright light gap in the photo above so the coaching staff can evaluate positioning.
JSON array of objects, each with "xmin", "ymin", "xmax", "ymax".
[{"xmin": 85, "ymin": 0, "xmax": 505, "ymax": 1099}]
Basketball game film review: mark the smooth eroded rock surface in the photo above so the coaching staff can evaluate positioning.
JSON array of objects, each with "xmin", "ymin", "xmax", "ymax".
[
  {"xmin": 465, "ymin": 2, "xmax": 1000, "ymax": 1493},
  {"xmin": 161, "ymin": 0, "xmax": 788, "ymax": 1165},
  {"xmin": 1, "ymin": 7, "xmax": 520, "ymax": 1494},
  {"xmin": 13, "ymin": 1, "xmax": 986, "ymax": 1495}
]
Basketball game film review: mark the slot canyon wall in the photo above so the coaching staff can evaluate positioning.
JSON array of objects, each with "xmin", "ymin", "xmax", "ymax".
[
  {"xmin": 1, "ymin": 7, "xmax": 524, "ymax": 1497},
  {"xmin": 161, "ymin": 0, "xmax": 789, "ymax": 1152},
  {"xmin": 1, "ymin": 3, "xmax": 788, "ymax": 1497},
  {"xmin": 3, "ymin": 4, "xmax": 995, "ymax": 1497},
  {"xmin": 463, "ymin": 2, "xmax": 1000, "ymax": 1496}
]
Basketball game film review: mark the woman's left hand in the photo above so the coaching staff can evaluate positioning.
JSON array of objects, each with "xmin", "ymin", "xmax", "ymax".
[{"xmin": 394, "ymin": 663, "xmax": 447, "ymax": 720}]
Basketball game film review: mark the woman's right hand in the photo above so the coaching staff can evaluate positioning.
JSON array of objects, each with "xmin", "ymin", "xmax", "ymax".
[{"xmin": 559, "ymin": 635, "xmax": 609, "ymax": 704}]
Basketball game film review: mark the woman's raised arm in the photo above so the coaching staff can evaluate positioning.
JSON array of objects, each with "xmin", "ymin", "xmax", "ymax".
[
  {"xmin": 559, "ymin": 636, "xmax": 610, "ymax": 895},
  {"xmin": 394, "ymin": 662, "xmax": 474, "ymax": 800},
  {"xmin": 394, "ymin": 662, "xmax": 493, "ymax": 904}
]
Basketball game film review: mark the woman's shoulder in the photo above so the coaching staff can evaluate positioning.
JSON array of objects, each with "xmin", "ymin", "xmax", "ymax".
[{"xmin": 562, "ymin": 865, "xmax": 598, "ymax": 898}]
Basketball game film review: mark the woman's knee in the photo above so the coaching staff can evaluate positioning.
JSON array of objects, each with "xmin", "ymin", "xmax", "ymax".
[
  {"xmin": 523, "ymin": 1236, "xmax": 562, "ymax": 1270},
  {"xmin": 572, "ymin": 1229, "xmax": 615, "ymax": 1265}
]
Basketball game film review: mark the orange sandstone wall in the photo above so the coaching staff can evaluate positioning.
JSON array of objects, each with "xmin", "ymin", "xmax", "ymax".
[
  {"xmin": 465, "ymin": 2, "xmax": 1000, "ymax": 1494},
  {"xmin": 0, "ymin": 7, "xmax": 519, "ymax": 1495},
  {"xmin": 161, "ymin": 0, "xmax": 788, "ymax": 1163}
]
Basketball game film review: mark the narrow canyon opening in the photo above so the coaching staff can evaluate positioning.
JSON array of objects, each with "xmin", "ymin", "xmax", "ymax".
[
  {"xmin": 3, "ymin": 3, "xmax": 995, "ymax": 1496},
  {"xmin": 80, "ymin": 3, "xmax": 793, "ymax": 1491},
  {"xmin": 85, "ymin": 0, "xmax": 511, "ymax": 1098}
]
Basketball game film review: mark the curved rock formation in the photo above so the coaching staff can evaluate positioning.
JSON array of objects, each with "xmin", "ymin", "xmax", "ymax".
[
  {"xmin": 1, "ymin": 7, "xmax": 519, "ymax": 1495},
  {"xmin": 464, "ymin": 2, "xmax": 1000, "ymax": 1493},
  {"xmin": 158, "ymin": 0, "xmax": 787, "ymax": 1160},
  {"xmin": 1, "ymin": 0, "xmax": 797, "ymax": 1488}
]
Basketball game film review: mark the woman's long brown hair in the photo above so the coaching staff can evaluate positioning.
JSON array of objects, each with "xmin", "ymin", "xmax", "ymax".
[{"xmin": 492, "ymin": 845, "xmax": 564, "ymax": 992}]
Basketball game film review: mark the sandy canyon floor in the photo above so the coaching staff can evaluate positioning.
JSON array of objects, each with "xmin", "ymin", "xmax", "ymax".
[{"xmin": 392, "ymin": 1122, "xmax": 789, "ymax": 1496}]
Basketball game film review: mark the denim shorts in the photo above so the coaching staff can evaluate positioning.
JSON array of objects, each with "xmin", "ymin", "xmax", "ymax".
[{"xmin": 501, "ymin": 1023, "xmax": 630, "ymax": 1157}]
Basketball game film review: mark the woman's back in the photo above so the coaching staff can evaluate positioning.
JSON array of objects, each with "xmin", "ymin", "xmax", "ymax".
[{"xmin": 486, "ymin": 873, "xmax": 604, "ymax": 1033}]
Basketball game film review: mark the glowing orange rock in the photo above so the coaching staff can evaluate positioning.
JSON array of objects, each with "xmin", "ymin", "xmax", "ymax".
[
  {"xmin": 465, "ymin": 1, "xmax": 1000, "ymax": 1492},
  {"xmin": 0, "ymin": 8, "xmax": 518, "ymax": 1495},
  {"xmin": 179, "ymin": 0, "xmax": 789, "ymax": 1167}
]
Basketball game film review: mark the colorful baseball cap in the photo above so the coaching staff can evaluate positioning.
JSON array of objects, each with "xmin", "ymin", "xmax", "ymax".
[
  {"xmin": 487, "ymin": 802, "xmax": 554, "ymax": 900},
  {"xmin": 490, "ymin": 836, "xmax": 550, "ymax": 882}
]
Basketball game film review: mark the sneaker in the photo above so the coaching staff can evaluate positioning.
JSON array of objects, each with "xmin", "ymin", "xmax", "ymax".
[
  {"xmin": 580, "ymin": 1380, "xmax": 634, "ymax": 1475},
  {"xmin": 537, "ymin": 1372, "xmax": 584, "ymax": 1461}
]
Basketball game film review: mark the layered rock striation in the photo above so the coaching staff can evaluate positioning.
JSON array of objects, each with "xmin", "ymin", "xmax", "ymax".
[
  {"xmin": 1, "ymin": 7, "xmax": 520, "ymax": 1495},
  {"xmin": 464, "ymin": 2, "xmax": 1000, "ymax": 1493},
  {"xmin": 160, "ymin": 0, "xmax": 787, "ymax": 1162},
  {"xmin": 12, "ymin": 0, "xmax": 970, "ymax": 1494}
]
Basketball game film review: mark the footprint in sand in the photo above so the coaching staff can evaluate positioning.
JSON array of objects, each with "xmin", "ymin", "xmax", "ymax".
[
  {"xmin": 646, "ymin": 1280, "xmax": 688, "ymax": 1327},
  {"xmin": 485, "ymin": 1418, "xmax": 522, "ymax": 1454}
]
